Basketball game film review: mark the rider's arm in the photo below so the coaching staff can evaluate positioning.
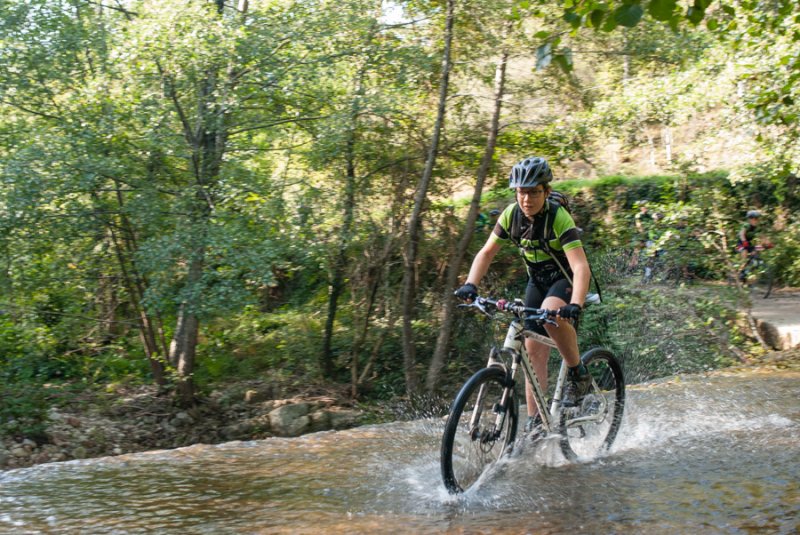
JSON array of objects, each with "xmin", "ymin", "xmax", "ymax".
[
  {"xmin": 465, "ymin": 236, "xmax": 502, "ymax": 287},
  {"xmin": 565, "ymin": 246, "xmax": 590, "ymax": 308}
]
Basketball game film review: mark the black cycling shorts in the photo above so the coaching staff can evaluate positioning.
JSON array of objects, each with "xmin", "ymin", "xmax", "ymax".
[{"xmin": 524, "ymin": 276, "xmax": 572, "ymax": 335}]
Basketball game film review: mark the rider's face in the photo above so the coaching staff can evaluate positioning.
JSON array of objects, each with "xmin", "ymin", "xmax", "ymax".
[{"xmin": 516, "ymin": 186, "xmax": 548, "ymax": 218}]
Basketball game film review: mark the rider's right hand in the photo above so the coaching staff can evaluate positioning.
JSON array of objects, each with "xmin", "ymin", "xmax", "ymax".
[{"xmin": 454, "ymin": 283, "xmax": 478, "ymax": 302}]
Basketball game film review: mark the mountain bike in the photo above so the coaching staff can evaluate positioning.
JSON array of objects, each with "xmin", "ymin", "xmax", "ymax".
[
  {"xmin": 738, "ymin": 245, "xmax": 774, "ymax": 299},
  {"xmin": 440, "ymin": 295, "xmax": 625, "ymax": 494}
]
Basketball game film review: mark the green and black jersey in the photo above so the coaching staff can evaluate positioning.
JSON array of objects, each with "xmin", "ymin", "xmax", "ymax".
[
  {"xmin": 739, "ymin": 222, "xmax": 758, "ymax": 244},
  {"xmin": 490, "ymin": 201, "xmax": 583, "ymax": 265}
]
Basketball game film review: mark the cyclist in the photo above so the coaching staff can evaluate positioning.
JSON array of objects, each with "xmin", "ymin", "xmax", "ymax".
[
  {"xmin": 475, "ymin": 208, "xmax": 501, "ymax": 232},
  {"xmin": 736, "ymin": 209, "xmax": 770, "ymax": 280},
  {"xmin": 454, "ymin": 157, "xmax": 591, "ymax": 434},
  {"xmin": 736, "ymin": 210, "xmax": 760, "ymax": 253}
]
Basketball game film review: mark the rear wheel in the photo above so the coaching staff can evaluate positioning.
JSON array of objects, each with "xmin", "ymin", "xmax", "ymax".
[
  {"xmin": 749, "ymin": 260, "xmax": 774, "ymax": 299},
  {"xmin": 560, "ymin": 348, "xmax": 625, "ymax": 461},
  {"xmin": 441, "ymin": 366, "xmax": 517, "ymax": 494}
]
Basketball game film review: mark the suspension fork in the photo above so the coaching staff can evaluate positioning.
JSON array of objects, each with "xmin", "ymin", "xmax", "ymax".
[
  {"xmin": 467, "ymin": 347, "xmax": 514, "ymax": 437},
  {"xmin": 468, "ymin": 330, "xmax": 522, "ymax": 437}
]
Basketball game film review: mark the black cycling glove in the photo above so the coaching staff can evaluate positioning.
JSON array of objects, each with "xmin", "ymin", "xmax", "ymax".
[
  {"xmin": 558, "ymin": 303, "xmax": 582, "ymax": 320},
  {"xmin": 454, "ymin": 283, "xmax": 478, "ymax": 301}
]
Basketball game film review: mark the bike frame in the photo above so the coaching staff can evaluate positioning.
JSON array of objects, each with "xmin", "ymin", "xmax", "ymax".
[
  {"xmin": 487, "ymin": 319, "xmax": 563, "ymax": 435},
  {"xmin": 476, "ymin": 314, "xmax": 607, "ymax": 438}
]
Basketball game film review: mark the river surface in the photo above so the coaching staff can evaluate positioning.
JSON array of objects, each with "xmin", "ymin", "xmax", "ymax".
[{"xmin": 1, "ymin": 369, "xmax": 799, "ymax": 534}]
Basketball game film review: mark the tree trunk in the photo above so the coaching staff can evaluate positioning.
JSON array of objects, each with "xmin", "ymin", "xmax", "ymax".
[
  {"xmin": 97, "ymin": 185, "xmax": 168, "ymax": 385},
  {"xmin": 321, "ymin": 142, "xmax": 357, "ymax": 377},
  {"xmin": 350, "ymin": 228, "xmax": 399, "ymax": 397},
  {"xmin": 401, "ymin": 0, "xmax": 455, "ymax": 396},
  {"xmin": 321, "ymin": 51, "xmax": 372, "ymax": 377},
  {"xmin": 426, "ymin": 43, "xmax": 509, "ymax": 393},
  {"xmin": 622, "ymin": 29, "xmax": 631, "ymax": 85},
  {"xmin": 358, "ymin": 259, "xmax": 400, "ymax": 387},
  {"xmin": 169, "ymin": 296, "xmax": 201, "ymax": 403},
  {"xmin": 167, "ymin": 71, "xmax": 226, "ymax": 406},
  {"xmin": 352, "ymin": 163, "xmax": 409, "ymax": 397}
]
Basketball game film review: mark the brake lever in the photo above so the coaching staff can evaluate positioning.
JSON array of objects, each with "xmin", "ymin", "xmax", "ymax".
[
  {"xmin": 525, "ymin": 312, "xmax": 558, "ymax": 327},
  {"xmin": 458, "ymin": 300, "xmax": 495, "ymax": 318}
]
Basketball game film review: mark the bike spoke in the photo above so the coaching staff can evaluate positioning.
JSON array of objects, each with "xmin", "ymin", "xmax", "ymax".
[
  {"xmin": 560, "ymin": 348, "xmax": 625, "ymax": 461},
  {"xmin": 441, "ymin": 367, "xmax": 517, "ymax": 493}
]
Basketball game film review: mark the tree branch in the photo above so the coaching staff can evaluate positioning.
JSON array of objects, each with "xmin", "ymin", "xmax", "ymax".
[
  {"xmin": 227, "ymin": 115, "xmax": 327, "ymax": 136},
  {"xmin": 79, "ymin": 0, "xmax": 139, "ymax": 17},
  {"xmin": 0, "ymin": 98, "xmax": 62, "ymax": 121}
]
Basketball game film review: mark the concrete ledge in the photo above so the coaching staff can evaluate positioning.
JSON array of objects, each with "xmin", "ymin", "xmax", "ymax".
[{"xmin": 750, "ymin": 294, "xmax": 800, "ymax": 350}]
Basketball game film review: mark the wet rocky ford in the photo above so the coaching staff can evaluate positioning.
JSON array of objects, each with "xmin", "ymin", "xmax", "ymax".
[{"xmin": 1, "ymin": 366, "xmax": 798, "ymax": 534}]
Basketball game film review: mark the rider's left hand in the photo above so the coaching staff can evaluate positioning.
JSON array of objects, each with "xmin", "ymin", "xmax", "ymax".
[{"xmin": 557, "ymin": 303, "xmax": 582, "ymax": 320}]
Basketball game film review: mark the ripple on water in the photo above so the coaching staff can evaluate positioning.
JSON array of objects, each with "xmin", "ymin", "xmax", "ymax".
[{"xmin": 0, "ymin": 371, "xmax": 798, "ymax": 533}]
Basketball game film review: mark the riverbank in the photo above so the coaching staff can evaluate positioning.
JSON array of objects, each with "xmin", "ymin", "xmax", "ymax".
[
  {"xmin": 0, "ymin": 381, "xmax": 364, "ymax": 471},
  {"xmin": 3, "ymin": 347, "xmax": 798, "ymax": 471}
]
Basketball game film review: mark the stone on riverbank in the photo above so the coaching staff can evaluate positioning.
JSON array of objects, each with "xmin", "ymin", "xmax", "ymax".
[{"xmin": 1, "ymin": 388, "xmax": 363, "ymax": 471}]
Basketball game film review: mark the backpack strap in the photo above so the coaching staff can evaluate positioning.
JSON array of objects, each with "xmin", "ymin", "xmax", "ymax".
[
  {"xmin": 538, "ymin": 201, "xmax": 573, "ymax": 285},
  {"xmin": 521, "ymin": 201, "xmax": 605, "ymax": 303}
]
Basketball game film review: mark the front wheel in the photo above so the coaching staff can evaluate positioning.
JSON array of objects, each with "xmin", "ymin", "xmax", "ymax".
[
  {"xmin": 441, "ymin": 366, "xmax": 518, "ymax": 494},
  {"xmin": 740, "ymin": 256, "xmax": 774, "ymax": 299},
  {"xmin": 560, "ymin": 348, "xmax": 625, "ymax": 461}
]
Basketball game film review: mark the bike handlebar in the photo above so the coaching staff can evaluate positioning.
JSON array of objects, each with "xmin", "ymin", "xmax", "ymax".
[{"xmin": 457, "ymin": 295, "xmax": 558, "ymax": 325}]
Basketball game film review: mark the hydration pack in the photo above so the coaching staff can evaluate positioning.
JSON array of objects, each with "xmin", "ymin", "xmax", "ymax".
[{"xmin": 508, "ymin": 191, "xmax": 603, "ymax": 302}]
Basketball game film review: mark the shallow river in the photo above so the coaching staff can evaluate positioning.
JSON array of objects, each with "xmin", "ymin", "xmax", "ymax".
[{"xmin": 1, "ymin": 370, "xmax": 799, "ymax": 534}]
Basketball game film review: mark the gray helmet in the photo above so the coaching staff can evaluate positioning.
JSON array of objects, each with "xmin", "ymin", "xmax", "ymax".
[
  {"xmin": 746, "ymin": 210, "xmax": 761, "ymax": 218},
  {"xmin": 509, "ymin": 157, "xmax": 553, "ymax": 189}
]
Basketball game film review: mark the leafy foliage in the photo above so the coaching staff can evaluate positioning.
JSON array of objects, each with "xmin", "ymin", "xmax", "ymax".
[{"xmin": 0, "ymin": 0, "xmax": 797, "ymax": 431}]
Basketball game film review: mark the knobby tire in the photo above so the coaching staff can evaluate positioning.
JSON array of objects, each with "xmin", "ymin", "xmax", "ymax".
[
  {"xmin": 753, "ymin": 264, "xmax": 774, "ymax": 299},
  {"xmin": 560, "ymin": 348, "xmax": 625, "ymax": 461},
  {"xmin": 741, "ymin": 256, "xmax": 774, "ymax": 299},
  {"xmin": 441, "ymin": 366, "xmax": 518, "ymax": 494}
]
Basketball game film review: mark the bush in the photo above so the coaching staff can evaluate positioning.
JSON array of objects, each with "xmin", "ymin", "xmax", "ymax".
[
  {"xmin": 769, "ymin": 219, "xmax": 800, "ymax": 287},
  {"xmin": 0, "ymin": 383, "xmax": 49, "ymax": 439}
]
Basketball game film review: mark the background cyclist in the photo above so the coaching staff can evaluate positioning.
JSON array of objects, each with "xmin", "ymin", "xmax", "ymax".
[
  {"xmin": 736, "ymin": 209, "xmax": 766, "ymax": 279},
  {"xmin": 454, "ymin": 157, "xmax": 591, "ymax": 434}
]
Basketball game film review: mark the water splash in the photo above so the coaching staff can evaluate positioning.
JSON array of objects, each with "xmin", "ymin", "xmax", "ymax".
[{"xmin": 1, "ymin": 371, "xmax": 798, "ymax": 534}]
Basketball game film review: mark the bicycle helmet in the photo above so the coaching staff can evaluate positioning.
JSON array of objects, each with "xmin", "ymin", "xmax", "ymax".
[
  {"xmin": 746, "ymin": 210, "xmax": 761, "ymax": 218},
  {"xmin": 508, "ymin": 157, "xmax": 553, "ymax": 189}
]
